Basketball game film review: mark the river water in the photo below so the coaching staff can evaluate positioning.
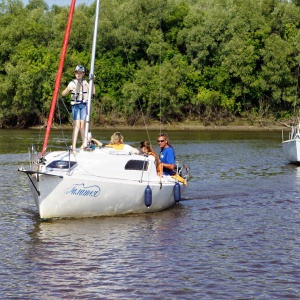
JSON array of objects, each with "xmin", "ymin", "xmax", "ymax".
[{"xmin": 1, "ymin": 128, "xmax": 300, "ymax": 299}]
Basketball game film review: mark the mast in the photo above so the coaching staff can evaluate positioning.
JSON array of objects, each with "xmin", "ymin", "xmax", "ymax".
[
  {"xmin": 42, "ymin": 0, "xmax": 76, "ymax": 156},
  {"xmin": 84, "ymin": 0, "xmax": 101, "ymax": 147}
]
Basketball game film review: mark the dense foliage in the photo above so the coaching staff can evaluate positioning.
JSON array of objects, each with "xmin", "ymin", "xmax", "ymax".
[{"xmin": 0, "ymin": 0, "xmax": 300, "ymax": 128}]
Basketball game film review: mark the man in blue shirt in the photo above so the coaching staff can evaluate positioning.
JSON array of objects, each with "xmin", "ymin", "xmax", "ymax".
[{"xmin": 157, "ymin": 133, "xmax": 175, "ymax": 175}]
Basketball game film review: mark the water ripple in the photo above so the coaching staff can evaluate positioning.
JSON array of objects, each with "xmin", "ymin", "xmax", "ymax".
[{"xmin": 1, "ymin": 131, "xmax": 300, "ymax": 299}]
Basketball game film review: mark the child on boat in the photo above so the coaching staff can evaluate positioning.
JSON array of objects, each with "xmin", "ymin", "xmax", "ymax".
[
  {"xmin": 61, "ymin": 65, "xmax": 94, "ymax": 154},
  {"xmin": 139, "ymin": 140, "xmax": 162, "ymax": 175}
]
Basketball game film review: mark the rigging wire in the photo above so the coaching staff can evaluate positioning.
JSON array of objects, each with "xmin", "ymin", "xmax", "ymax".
[
  {"xmin": 112, "ymin": 0, "xmax": 164, "ymax": 145},
  {"xmin": 113, "ymin": 4, "xmax": 151, "ymax": 143},
  {"xmin": 47, "ymin": 1, "xmax": 165, "ymax": 150},
  {"xmin": 159, "ymin": 0, "xmax": 162, "ymax": 135},
  {"xmin": 46, "ymin": 4, "xmax": 96, "ymax": 152},
  {"xmin": 33, "ymin": 5, "xmax": 76, "ymax": 154},
  {"xmin": 293, "ymin": 63, "xmax": 300, "ymax": 123},
  {"xmin": 36, "ymin": 7, "xmax": 60, "ymax": 153},
  {"xmin": 57, "ymin": 97, "xmax": 73, "ymax": 149}
]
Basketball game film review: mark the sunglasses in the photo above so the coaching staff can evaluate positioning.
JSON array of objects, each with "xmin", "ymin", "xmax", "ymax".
[{"xmin": 157, "ymin": 140, "xmax": 165, "ymax": 143}]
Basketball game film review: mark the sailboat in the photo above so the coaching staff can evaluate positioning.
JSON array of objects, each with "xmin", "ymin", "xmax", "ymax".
[
  {"xmin": 18, "ymin": 0, "xmax": 189, "ymax": 219},
  {"xmin": 282, "ymin": 120, "xmax": 300, "ymax": 164}
]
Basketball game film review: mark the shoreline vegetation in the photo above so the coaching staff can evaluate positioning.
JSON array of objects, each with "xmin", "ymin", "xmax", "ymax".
[
  {"xmin": 1, "ymin": 1, "xmax": 300, "ymax": 130},
  {"xmin": 28, "ymin": 118, "xmax": 293, "ymax": 132}
]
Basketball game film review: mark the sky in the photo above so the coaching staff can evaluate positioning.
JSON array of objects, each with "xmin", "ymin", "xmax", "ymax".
[{"xmin": 23, "ymin": 0, "xmax": 93, "ymax": 6}]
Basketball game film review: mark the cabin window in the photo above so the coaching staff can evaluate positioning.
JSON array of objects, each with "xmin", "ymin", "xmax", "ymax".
[
  {"xmin": 125, "ymin": 160, "xmax": 148, "ymax": 171},
  {"xmin": 46, "ymin": 160, "xmax": 77, "ymax": 170}
]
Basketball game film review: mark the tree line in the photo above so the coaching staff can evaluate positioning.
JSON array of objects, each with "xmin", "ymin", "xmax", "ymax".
[{"xmin": 0, "ymin": 0, "xmax": 300, "ymax": 128}]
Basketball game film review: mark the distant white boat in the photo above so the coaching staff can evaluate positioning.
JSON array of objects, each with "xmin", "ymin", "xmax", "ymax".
[
  {"xmin": 18, "ymin": 0, "xmax": 189, "ymax": 219},
  {"xmin": 282, "ymin": 123, "xmax": 300, "ymax": 163}
]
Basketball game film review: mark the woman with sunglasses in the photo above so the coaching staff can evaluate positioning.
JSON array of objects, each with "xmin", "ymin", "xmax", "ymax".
[{"xmin": 157, "ymin": 133, "xmax": 175, "ymax": 175}]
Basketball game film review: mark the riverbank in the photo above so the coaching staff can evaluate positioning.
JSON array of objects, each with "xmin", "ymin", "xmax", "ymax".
[
  {"xmin": 76, "ymin": 121, "xmax": 290, "ymax": 131},
  {"xmin": 28, "ymin": 118, "xmax": 292, "ymax": 131},
  {"xmin": 137, "ymin": 121, "xmax": 287, "ymax": 131}
]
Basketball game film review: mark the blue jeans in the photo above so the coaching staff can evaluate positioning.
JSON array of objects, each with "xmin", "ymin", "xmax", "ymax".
[{"xmin": 72, "ymin": 103, "xmax": 87, "ymax": 121}]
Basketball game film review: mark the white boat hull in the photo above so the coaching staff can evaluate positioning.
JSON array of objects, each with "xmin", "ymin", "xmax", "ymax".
[
  {"xmin": 282, "ymin": 139, "xmax": 300, "ymax": 163},
  {"xmin": 21, "ymin": 148, "xmax": 187, "ymax": 219}
]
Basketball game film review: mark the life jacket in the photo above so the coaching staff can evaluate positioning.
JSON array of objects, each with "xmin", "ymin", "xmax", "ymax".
[
  {"xmin": 70, "ymin": 79, "xmax": 89, "ymax": 105},
  {"xmin": 105, "ymin": 144, "xmax": 125, "ymax": 150},
  {"xmin": 171, "ymin": 174, "xmax": 188, "ymax": 185}
]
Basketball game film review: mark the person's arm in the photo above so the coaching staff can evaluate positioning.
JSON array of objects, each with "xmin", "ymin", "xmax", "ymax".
[
  {"xmin": 124, "ymin": 144, "xmax": 139, "ymax": 154},
  {"xmin": 161, "ymin": 162, "xmax": 174, "ymax": 170},
  {"xmin": 157, "ymin": 161, "xmax": 163, "ymax": 176},
  {"xmin": 61, "ymin": 87, "xmax": 69, "ymax": 97},
  {"xmin": 130, "ymin": 146, "xmax": 140, "ymax": 154},
  {"xmin": 62, "ymin": 82, "xmax": 75, "ymax": 97},
  {"xmin": 91, "ymin": 138, "xmax": 103, "ymax": 147}
]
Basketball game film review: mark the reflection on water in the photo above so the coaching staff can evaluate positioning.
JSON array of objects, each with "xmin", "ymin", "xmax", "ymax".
[{"xmin": 1, "ymin": 129, "xmax": 300, "ymax": 299}]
